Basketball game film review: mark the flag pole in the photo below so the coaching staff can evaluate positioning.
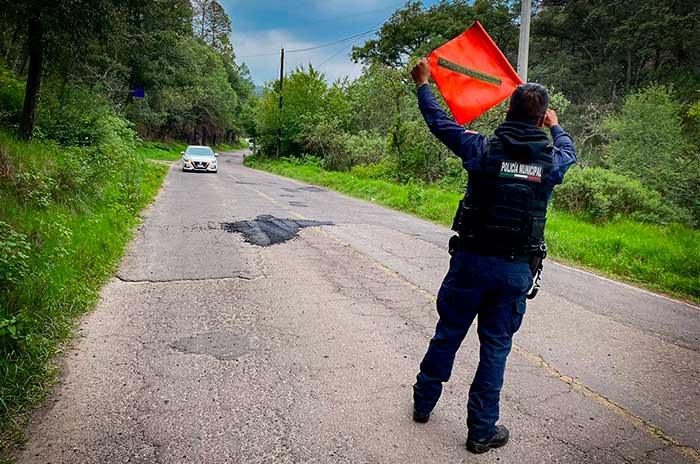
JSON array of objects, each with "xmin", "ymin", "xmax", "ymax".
[
  {"xmin": 517, "ymin": 0, "xmax": 531, "ymax": 82},
  {"xmin": 277, "ymin": 47, "xmax": 284, "ymax": 158}
]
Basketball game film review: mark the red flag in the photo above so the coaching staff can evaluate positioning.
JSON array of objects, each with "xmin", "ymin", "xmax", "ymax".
[{"xmin": 428, "ymin": 21, "xmax": 522, "ymax": 125}]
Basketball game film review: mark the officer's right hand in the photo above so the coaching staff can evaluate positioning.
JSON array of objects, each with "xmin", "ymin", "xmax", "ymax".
[
  {"xmin": 411, "ymin": 58, "xmax": 431, "ymax": 88},
  {"xmin": 544, "ymin": 109, "xmax": 559, "ymax": 128}
]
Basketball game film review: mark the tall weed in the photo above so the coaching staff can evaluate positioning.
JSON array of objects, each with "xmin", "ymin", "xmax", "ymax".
[{"xmin": 0, "ymin": 129, "xmax": 168, "ymax": 456}]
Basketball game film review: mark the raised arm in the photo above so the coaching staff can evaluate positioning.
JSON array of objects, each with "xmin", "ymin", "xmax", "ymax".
[{"xmin": 411, "ymin": 58, "xmax": 485, "ymax": 165}]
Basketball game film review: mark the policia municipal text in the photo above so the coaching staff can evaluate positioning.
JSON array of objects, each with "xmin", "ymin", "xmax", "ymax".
[{"xmin": 410, "ymin": 58, "xmax": 577, "ymax": 454}]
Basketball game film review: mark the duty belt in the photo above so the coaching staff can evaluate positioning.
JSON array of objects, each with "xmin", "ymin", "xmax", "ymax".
[{"xmin": 448, "ymin": 235, "xmax": 531, "ymax": 262}]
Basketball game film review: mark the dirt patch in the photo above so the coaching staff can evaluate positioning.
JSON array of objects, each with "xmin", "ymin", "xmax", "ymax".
[{"xmin": 170, "ymin": 332, "xmax": 251, "ymax": 361}]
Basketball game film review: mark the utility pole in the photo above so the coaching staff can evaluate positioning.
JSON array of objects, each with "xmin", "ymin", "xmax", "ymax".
[
  {"xmin": 277, "ymin": 47, "xmax": 284, "ymax": 158},
  {"xmin": 517, "ymin": 0, "xmax": 531, "ymax": 82}
]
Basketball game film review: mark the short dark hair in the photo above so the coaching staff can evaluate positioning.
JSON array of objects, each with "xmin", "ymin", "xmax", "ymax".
[{"xmin": 506, "ymin": 83, "xmax": 549, "ymax": 125}]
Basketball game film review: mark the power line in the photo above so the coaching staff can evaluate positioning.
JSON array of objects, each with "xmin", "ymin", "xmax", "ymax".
[
  {"xmin": 286, "ymin": 29, "xmax": 380, "ymax": 53},
  {"xmin": 237, "ymin": 28, "xmax": 381, "ymax": 60},
  {"xmin": 315, "ymin": 12, "xmax": 394, "ymax": 71},
  {"xmin": 315, "ymin": 35, "xmax": 366, "ymax": 70},
  {"xmin": 314, "ymin": 0, "xmax": 477, "ymax": 71}
]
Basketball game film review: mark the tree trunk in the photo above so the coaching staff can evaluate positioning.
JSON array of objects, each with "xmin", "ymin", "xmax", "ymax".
[{"xmin": 19, "ymin": 12, "xmax": 43, "ymax": 141}]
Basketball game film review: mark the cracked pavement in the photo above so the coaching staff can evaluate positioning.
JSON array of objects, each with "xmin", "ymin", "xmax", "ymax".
[{"xmin": 15, "ymin": 150, "xmax": 700, "ymax": 463}]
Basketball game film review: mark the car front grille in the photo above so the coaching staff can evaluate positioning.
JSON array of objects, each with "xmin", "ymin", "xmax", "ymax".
[{"xmin": 194, "ymin": 161, "xmax": 209, "ymax": 169}]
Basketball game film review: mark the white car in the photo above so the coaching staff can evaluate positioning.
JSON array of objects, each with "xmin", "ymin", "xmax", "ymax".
[{"xmin": 181, "ymin": 145, "xmax": 218, "ymax": 173}]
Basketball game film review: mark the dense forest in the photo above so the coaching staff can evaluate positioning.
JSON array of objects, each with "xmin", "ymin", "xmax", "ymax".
[
  {"xmin": 253, "ymin": 0, "xmax": 700, "ymax": 226},
  {"xmin": 0, "ymin": 0, "xmax": 254, "ymax": 145}
]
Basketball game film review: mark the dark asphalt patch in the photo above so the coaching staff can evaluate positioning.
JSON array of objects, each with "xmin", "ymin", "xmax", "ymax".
[
  {"xmin": 289, "ymin": 202, "xmax": 308, "ymax": 207},
  {"xmin": 235, "ymin": 181, "xmax": 258, "ymax": 185},
  {"xmin": 170, "ymin": 332, "xmax": 251, "ymax": 361},
  {"xmin": 221, "ymin": 215, "xmax": 333, "ymax": 246}
]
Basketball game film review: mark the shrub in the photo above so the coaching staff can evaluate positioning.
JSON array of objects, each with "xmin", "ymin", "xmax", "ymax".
[
  {"xmin": 0, "ymin": 129, "xmax": 129, "ymax": 205},
  {"xmin": 436, "ymin": 157, "xmax": 469, "ymax": 193},
  {"xmin": 284, "ymin": 154, "xmax": 323, "ymax": 168},
  {"xmin": 15, "ymin": 170, "xmax": 58, "ymax": 208},
  {"xmin": 300, "ymin": 117, "xmax": 352, "ymax": 171},
  {"xmin": 603, "ymin": 85, "xmax": 700, "ymax": 223},
  {"xmin": 0, "ymin": 221, "xmax": 31, "ymax": 293},
  {"xmin": 38, "ymin": 86, "xmax": 136, "ymax": 158},
  {"xmin": 552, "ymin": 166, "xmax": 692, "ymax": 225},
  {"xmin": 346, "ymin": 131, "xmax": 387, "ymax": 166},
  {"xmin": 0, "ymin": 68, "xmax": 24, "ymax": 126},
  {"xmin": 350, "ymin": 160, "xmax": 395, "ymax": 180}
]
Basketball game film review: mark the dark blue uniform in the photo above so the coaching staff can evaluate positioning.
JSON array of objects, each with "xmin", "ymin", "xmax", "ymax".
[{"xmin": 413, "ymin": 84, "xmax": 576, "ymax": 441}]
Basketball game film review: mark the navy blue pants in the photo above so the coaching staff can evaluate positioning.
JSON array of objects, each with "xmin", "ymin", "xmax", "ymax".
[{"xmin": 413, "ymin": 250, "xmax": 532, "ymax": 440}]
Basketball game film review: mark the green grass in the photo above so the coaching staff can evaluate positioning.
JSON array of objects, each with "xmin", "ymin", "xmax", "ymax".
[
  {"xmin": 215, "ymin": 139, "xmax": 248, "ymax": 151},
  {"xmin": 246, "ymin": 156, "xmax": 700, "ymax": 302},
  {"xmin": 546, "ymin": 211, "xmax": 700, "ymax": 298},
  {"xmin": 136, "ymin": 140, "xmax": 186, "ymax": 161},
  {"xmin": 0, "ymin": 134, "xmax": 169, "ymax": 459}
]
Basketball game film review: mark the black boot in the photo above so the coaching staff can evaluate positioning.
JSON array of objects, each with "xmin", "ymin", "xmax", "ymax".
[
  {"xmin": 466, "ymin": 425, "xmax": 509, "ymax": 453},
  {"xmin": 412, "ymin": 408, "xmax": 430, "ymax": 423}
]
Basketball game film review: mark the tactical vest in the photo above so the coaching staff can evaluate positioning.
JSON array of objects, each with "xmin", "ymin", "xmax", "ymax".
[{"xmin": 455, "ymin": 136, "xmax": 554, "ymax": 256}]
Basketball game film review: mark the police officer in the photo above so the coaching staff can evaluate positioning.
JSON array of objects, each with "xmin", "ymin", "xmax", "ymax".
[{"xmin": 409, "ymin": 58, "xmax": 576, "ymax": 454}]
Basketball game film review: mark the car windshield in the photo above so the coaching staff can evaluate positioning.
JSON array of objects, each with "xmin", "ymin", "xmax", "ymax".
[{"xmin": 186, "ymin": 147, "xmax": 214, "ymax": 156}]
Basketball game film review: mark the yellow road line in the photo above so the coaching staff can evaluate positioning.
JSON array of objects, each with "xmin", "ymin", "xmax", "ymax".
[{"xmin": 512, "ymin": 345, "xmax": 700, "ymax": 462}]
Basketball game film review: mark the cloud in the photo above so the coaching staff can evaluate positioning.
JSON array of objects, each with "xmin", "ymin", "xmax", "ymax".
[
  {"xmin": 233, "ymin": 29, "xmax": 364, "ymax": 85},
  {"xmin": 312, "ymin": 0, "xmax": 385, "ymax": 13}
]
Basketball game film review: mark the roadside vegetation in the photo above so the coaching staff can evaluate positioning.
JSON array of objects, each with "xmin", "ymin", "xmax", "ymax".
[
  {"xmin": 247, "ymin": 1, "xmax": 700, "ymax": 301},
  {"xmin": 0, "ymin": 131, "xmax": 168, "ymax": 455},
  {"xmin": 0, "ymin": 0, "xmax": 252, "ymax": 458},
  {"xmin": 136, "ymin": 141, "xmax": 188, "ymax": 161}
]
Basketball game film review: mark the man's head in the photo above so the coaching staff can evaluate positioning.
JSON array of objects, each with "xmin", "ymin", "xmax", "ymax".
[{"xmin": 506, "ymin": 83, "xmax": 549, "ymax": 127}]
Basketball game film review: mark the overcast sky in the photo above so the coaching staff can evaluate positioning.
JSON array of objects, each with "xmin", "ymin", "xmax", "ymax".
[{"xmin": 221, "ymin": 0, "xmax": 441, "ymax": 86}]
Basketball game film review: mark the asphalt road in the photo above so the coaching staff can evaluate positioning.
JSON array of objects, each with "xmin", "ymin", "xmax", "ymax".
[{"xmin": 17, "ymin": 150, "xmax": 700, "ymax": 463}]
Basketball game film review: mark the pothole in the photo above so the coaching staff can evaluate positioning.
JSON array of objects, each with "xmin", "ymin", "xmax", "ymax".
[
  {"xmin": 170, "ymin": 332, "xmax": 251, "ymax": 360},
  {"xmin": 221, "ymin": 215, "xmax": 333, "ymax": 246},
  {"xmin": 281, "ymin": 186, "xmax": 326, "ymax": 193}
]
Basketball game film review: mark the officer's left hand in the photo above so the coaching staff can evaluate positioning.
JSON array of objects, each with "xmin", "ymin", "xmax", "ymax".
[
  {"xmin": 544, "ymin": 109, "xmax": 559, "ymax": 128},
  {"xmin": 411, "ymin": 58, "xmax": 431, "ymax": 88}
]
